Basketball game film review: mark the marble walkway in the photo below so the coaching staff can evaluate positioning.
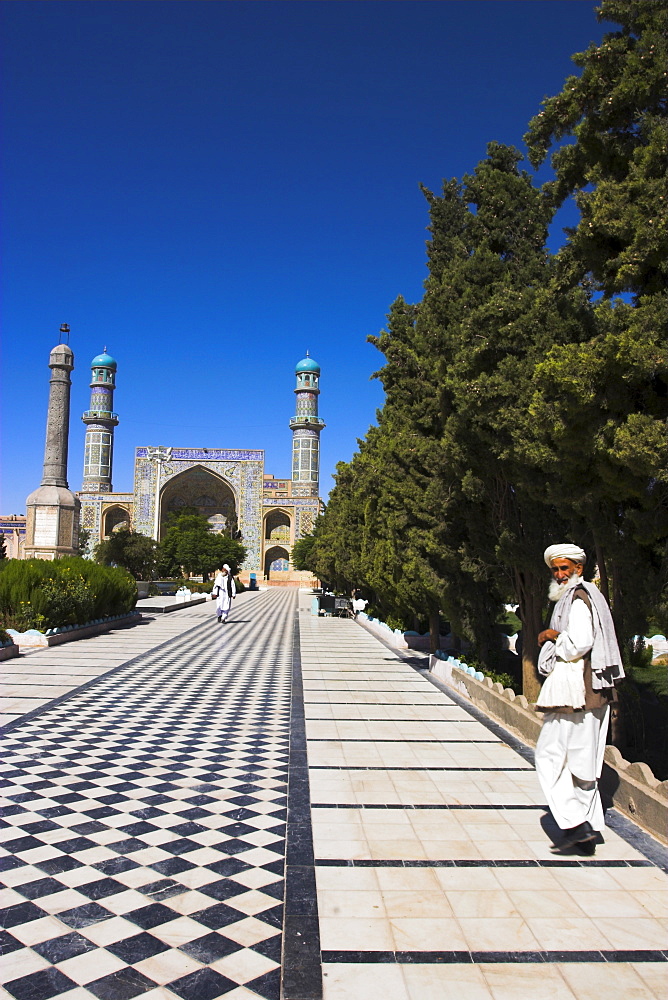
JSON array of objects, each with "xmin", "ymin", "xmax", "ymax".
[
  {"xmin": 0, "ymin": 588, "xmax": 666, "ymax": 1000},
  {"xmin": 0, "ymin": 600, "xmax": 221, "ymax": 727}
]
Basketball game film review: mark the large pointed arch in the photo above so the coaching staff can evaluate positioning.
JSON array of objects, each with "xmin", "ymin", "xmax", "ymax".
[
  {"xmin": 263, "ymin": 507, "xmax": 292, "ymax": 543},
  {"xmin": 158, "ymin": 465, "xmax": 237, "ymax": 540},
  {"xmin": 101, "ymin": 504, "xmax": 131, "ymax": 538},
  {"xmin": 264, "ymin": 544, "xmax": 290, "ymax": 578}
]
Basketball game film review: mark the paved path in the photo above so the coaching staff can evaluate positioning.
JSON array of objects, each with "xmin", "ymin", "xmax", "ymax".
[
  {"xmin": 300, "ymin": 608, "xmax": 668, "ymax": 999},
  {"xmin": 1, "ymin": 589, "xmax": 666, "ymax": 1000},
  {"xmin": 0, "ymin": 599, "xmax": 220, "ymax": 727}
]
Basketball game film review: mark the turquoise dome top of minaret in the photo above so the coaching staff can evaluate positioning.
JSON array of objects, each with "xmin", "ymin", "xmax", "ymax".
[
  {"xmin": 91, "ymin": 350, "xmax": 117, "ymax": 370},
  {"xmin": 295, "ymin": 353, "xmax": 320, "ymax": 374}
]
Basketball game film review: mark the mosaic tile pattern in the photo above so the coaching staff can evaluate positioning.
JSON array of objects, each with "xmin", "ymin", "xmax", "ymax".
[{"xmin": 1, "ymin": 590, "xmax": 297, "ymax": 1000}]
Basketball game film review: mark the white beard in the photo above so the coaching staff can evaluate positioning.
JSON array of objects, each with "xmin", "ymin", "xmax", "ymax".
[{"xmin": 548, "ymin": 572, "xmax": 581, "ymax": 602}]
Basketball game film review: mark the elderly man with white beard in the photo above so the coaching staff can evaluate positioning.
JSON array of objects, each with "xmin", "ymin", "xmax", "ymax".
[{"xmin": 534, "ymin": 544, "xmax": 624, "ymax": 853}]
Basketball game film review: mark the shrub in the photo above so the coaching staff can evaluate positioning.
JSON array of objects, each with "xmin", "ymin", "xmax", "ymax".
[
  {"xmin": 0, "ymin": 558, "xmax": 137, "ymax": 631},
  {"xmin": 34, "ymin": 574, "xmax": 95, "ymax": 627}
]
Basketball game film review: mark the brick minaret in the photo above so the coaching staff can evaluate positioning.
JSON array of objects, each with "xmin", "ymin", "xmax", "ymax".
[
  {"xmin": 82, "ymin": 350, "xmax": 119, "ymax": 492},
  {"xmin": 289, "ymin": 353, "xmax": 325, "ymax": 497}
]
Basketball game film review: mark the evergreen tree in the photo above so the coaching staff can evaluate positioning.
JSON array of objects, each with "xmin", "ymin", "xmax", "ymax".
[
  {"xmin": 525, "ymin": 0, "xmax": 668, "ymax": 642},
  {"xmin": 291, "ymin": 534, "xmax": 317, "ymax": 573},
  {"xmin": 158, "ymin": 510, "xmax": 246, "ymax": 579},
  {"xmin": 95, "ymin": 529, "xmax": 159, "ymax": 581},
  {"xmin": 525, "ymin": 0, "xmax": 668, "ymax": 297}
]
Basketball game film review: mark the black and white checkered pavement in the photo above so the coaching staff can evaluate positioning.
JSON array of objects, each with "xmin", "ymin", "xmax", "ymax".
[{"xmin": 1, "ymin": 590, "xmax": 296, "ymax": 1000}]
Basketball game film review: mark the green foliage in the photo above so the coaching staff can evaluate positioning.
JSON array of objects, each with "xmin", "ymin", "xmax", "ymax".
[
  {"xmin": 291, "ymin": 535, "xmax": 317, "ymax": 572},
  {"xmin": 76, "ymin": 526, "xmax": 91, "ymax": 558},
  {"xmin": 384, "ymin": 614, "xmax": 408, "ymax": 632},
  {"xmin": 483, "ymin": 670, "xmax": 519, "ymax": 693},
  {"xmin": 36, "ymin": 575, "xmax": 95, "ymax": 628},
  {"xmin": 525, "ymin": 0, "xmax": 668, "ymax": 297},
  {"xmin": 498, "ymin": 611, "xmax": 522, "ymax": 635},
  {"xmin": 95, "ymin": 529, "xmax": 159, "ymax": 581},
  {"xmin": 0, "ymin": 558, "xmax": 137, "ymax": 630},
  {"xmin": 627, "ymin": 638, "xmax": 656, "ymax": 672},
  {"xmin": 158, "ymin": 511, "xmax": 246, "ymax": 579}
]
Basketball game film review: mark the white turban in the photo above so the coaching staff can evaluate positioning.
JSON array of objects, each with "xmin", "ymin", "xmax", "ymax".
[{"xmin": 544, "ymin": 544, "xmax": 587, "ymax": 568}]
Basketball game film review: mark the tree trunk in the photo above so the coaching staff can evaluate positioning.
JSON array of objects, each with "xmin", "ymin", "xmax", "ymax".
[
  {"xmin": 593, "ymin": 536, "xmax": 609, "ymax": 603},
  {"xmin": 429, "ymin": 608, "xmax": 441, "ymax": 653},
  {"xmin": 514, "ymin": 568, "xmax": 543, "ymax": 703},
  {"xmin": 611, "ymin": 560, "xmax": 624, "ymax": 639},
  {"xmin": 609, "ymin": 700, "xmax": 625, "ymax": 748}
]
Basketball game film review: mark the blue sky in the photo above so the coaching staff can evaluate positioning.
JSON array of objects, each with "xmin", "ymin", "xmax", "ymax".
[{"xmin": 1, "ymin": 1, "xmax": 606, "ymax": 514}]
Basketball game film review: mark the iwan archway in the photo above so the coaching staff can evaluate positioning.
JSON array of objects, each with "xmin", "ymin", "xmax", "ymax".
[
  {"xmin": 158, "ymin": 466, "xmax": 237, "ymax": 541},
  {"xmin": 102, "ymin": 504, "xmax": 131, "ymax": 538},
  {"xmin": 264, "ymin": 545, "xmax": 290, "ymax": 579}
]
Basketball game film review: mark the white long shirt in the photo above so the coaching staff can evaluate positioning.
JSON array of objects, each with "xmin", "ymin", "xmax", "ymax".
[
  {"xmin": 536, "ymin": 597, "xmax": 594, "ymax": 710},
  {"xmin": 213, "ymin": 572, "xmax": 236, "ymax": 611},
  {"xmin": 555, "ymin": 598, "xmax": 594, "ymax": 662}
]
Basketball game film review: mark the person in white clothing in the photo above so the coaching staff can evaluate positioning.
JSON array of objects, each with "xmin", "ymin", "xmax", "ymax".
[
  {"xmin": 212, "ymin": 563, "xmax": 236, "ymax": 624},
  {"xmin": 534, "ymin": 544, "xmax": 624, "ymax": 854}
]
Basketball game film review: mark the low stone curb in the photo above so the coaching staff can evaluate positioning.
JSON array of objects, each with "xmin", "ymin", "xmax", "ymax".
[
  {"xmin": 429, "ymin": 655, "xmax": 668, "ymax": 846},
  {"xmin": 135, "ymin": 596, "xmax": 208, "ymax": 614},
  {"xmin": 357, "ymin": 614, "xmax": 455, "ymax": 652},
  {"xmin": 0, "ymin": 643, "xmax": 20, "ymax": 661},
  {"xmin": 13, "ymin": 613, "xmax": 142, "ymax": 650}
]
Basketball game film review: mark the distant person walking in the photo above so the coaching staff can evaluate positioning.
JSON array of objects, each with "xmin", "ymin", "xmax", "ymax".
[
  {"xmin": 212, "ymin": 563, "xmax": 236, "ymax": 624},
  {"xmin": 535, "ymin": 544, "xmax": 624, "ymax": 854}
]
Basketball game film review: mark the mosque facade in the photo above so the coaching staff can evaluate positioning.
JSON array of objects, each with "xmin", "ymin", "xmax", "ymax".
[{"xmin": 74, "ymin": 350, "xmax": 325, "ymax": 581}]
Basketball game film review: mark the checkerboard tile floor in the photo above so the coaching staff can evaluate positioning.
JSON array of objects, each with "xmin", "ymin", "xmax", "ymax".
[{"xmin": 1, "ymin": 590, "xmax": 296, "ymax": 1000}]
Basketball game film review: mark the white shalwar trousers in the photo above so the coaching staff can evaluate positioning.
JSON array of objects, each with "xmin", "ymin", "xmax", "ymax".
[
  {"xmin": 215, "ymin": 594, "xmax": 232, "ymax": 620},
  {"xmin": 535, "ymin": 705, "xmax": 609, "ymax": 832}
]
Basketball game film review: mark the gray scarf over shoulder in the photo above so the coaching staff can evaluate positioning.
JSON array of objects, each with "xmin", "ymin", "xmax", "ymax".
[{"xmin": 538, "ymin": 581, "xmax": 625, "ymax": 690}]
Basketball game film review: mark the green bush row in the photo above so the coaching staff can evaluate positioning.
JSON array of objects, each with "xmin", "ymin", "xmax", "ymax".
[{"xmin": 0, "ymin": 558, "xmax": 137, "ymax": 631}]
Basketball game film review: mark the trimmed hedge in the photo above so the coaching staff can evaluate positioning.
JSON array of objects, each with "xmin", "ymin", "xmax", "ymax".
[{"xmin": 0, "ymin": 558, "xmax": 137, "ymax": 631}]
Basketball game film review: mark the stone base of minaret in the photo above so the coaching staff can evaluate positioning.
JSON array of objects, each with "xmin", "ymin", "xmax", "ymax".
[{"xmin": 24, "ymin": 486, "xmax": 80, "ymax": 560}]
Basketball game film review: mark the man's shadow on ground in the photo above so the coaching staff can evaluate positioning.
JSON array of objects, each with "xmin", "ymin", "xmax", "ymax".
[{"xmin": 539, "ymin": 809, "xmax": 606, "ymax": 854}]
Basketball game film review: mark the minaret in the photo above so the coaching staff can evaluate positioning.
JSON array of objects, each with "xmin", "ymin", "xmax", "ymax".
[
  {"xmin": 289, "ymin": 353, "xmax": 325, "ymax": 496},
  {"xmin": 82, "ymin": 349, "xmax": 118, "ymax": 492},
  {"xmin": 24, "ymin": 326, "xmax": 81, "ymax": 559}
]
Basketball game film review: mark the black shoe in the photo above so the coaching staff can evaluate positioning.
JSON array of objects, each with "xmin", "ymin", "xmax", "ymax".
[
  {"xmin": 551, "ymin": 821, "xmax": 596, "ymax": 852},
  {"xmin": 217, "ymin": 615, "xmax": 222, "ymax": 623},
  {"xmin": 575, "ymin": 839, "xmax": 596, "ymax": 856}
]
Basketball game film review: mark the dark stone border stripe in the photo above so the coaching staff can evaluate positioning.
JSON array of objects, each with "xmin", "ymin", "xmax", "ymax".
[
  {"xmin": 307, "ymin": 737, "xmax": 500, "ymax": 743},
  {"xmin": 315, "ymin": 858, "xmax": 653, "ymax": 868},
  {"xmin": 282, "ymin": 606, "xmax": 322, "ymax": 1000},
  {"xmin": 322, "ymin": 949, "xmax": 668, "ymax": 964},
  {"xmin": 312, "ymin": 803, "xmax": 544, "ymax": 810},
  {"xmin": 306, "ymin": 717, "xmax": 476, "ymax": 722},
  {"xmin": 309, "ymin": 765, "xmax": 532, "ymax": 771},
  {"xmin": 304, "ymin": 701, "xmax": 453, "ymax": 705}
]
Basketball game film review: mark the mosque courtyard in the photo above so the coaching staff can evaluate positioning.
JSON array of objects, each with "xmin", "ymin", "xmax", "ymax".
[{"xmin": 1, "ymin": 588, "xmax": 666, "ymax": 1000}]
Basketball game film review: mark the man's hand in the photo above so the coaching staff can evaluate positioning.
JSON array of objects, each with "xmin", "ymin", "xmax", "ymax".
[{"xmin": 538, "ymin": 628, "xmax": 559, "ymax": 645}]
